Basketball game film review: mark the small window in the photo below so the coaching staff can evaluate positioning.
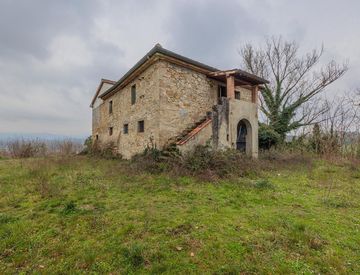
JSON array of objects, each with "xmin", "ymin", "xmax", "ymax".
[
  {"xmin": 235, "ymin": 91, "xmax": 241, "ymax": 100},
  {"xmin": 131, "ymin": 84, "xmax": 136, "ymax": 105},
  {"xmin": 123, "ymin": 124, "xmax": 129, "ymax": 134},
  {"xmin": 109, "ymin": 100, "xmax": 113, "ymax": 114},
  {"xmin": 95, "ymin": 134, "xmax": 99, "ymax": 140},
  {"xmin": 138, "ymin": 120, "xmax": 144, "ymax": 133},
  {"xmin": 109, "ymin": 127, "xmax": 113, "ymax": 136}
]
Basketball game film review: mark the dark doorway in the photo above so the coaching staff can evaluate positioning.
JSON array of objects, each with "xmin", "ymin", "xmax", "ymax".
[
  {"xmin": 236, "ymin": 120, "xmax": 247, "ymax": 152},
  {"xmin": 218, "ymin": 85, "xmax": 227, "ymax": 98}
]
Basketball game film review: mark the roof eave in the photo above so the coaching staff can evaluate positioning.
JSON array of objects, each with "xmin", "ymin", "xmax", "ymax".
[
  {"xmin": 90, "ymin": 79, "xmax": 116, "ymax": 107},
  {"xmin": 209, "ymin": 69, "xmax": 269, "ymax": 85}
]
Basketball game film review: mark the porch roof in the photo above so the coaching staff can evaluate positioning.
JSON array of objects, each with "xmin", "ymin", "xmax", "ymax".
[{"xmin": 208, "ymin": 69, "xmax": 269, "ymax": 86}]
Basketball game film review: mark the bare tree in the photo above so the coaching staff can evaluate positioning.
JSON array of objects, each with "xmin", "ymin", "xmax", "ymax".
[
  {"xmin": 354, "ymin": 88, "xmax": 360, "ymax": 107},
  {"xmin": 315, "ymin": 92, "xmax": 359, "ymax": 156},
  {"xmin": 240, "ymin": 36, "xmax": 348, "ymax": 140}
]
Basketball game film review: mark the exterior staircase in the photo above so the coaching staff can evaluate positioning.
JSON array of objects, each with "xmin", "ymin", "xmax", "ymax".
[
  {"xmin": 161, "ymin": 112, "xmax": 213, "ymax": 158},
  {"xmin": 166, "ymin": 112, "xmax": 212, "ymax": 147}
]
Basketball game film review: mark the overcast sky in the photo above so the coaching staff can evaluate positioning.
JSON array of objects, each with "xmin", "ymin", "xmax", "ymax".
[{"xmin": 0, "ymin": 0, "xmax": 359, "ymax": 137}]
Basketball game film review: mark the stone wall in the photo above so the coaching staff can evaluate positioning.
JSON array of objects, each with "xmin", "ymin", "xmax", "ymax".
[
  {"xmin": 157, "ymin": 60, "xmax": 218, "ymax": 146},
  {"xmin": 93, "ymin": 62, "xmax": 161, "ymax": 159},
  {"xmin": 92, "ymin": 83, "xmax": 114, "ymax": 137},
  {"xmin": 235, "ymin": 86, "xmax": 253, "ymax": 102}
]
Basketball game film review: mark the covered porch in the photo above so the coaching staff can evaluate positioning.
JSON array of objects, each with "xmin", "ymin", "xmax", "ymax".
[{"xmin": 208, "ymin": 69, "xmax": 268, "ymax": 104}]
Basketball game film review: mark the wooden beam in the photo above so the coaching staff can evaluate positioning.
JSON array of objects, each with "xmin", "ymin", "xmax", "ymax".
[{"xmin": 209, "ymin": 70, "xmax": 237, "ymax": 77}]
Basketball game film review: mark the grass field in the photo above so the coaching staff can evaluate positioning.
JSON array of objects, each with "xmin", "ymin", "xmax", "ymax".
[{"xmin": 0, "ymin": 156, "xmax": 359, "ymax": 274}]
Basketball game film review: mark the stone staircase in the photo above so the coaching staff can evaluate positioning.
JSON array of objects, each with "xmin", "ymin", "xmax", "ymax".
[
  {"xmin": 166, "ymin": 112, "xmax": 212, "ymax": 146},
  {"xmin": 160, "ymin": 112, "xmax": 213, "ymax": 158}
]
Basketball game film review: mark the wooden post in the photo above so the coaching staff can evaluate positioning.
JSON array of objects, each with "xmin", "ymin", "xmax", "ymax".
[
  {"xmin": 252, "ymin": 85, "xmax": 259, "ymax": 104},
  {"xmin": 226, "ymin": 74, "xmax": 235, "ymax": 99}
]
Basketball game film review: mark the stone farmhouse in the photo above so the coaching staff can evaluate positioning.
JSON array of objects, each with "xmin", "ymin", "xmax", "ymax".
[{"xmin": 90, "ymin": 44, "xmax": 268, "ymax": 159}]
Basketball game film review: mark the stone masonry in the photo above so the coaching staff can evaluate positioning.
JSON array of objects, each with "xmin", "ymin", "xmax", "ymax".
[{"xmin": 91, "ymin": 45, "xmax": 268, "ymax": 159}]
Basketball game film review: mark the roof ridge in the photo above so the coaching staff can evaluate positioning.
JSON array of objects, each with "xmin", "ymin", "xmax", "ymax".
[
  {"xmin": 98, "ymin": 44, "xmax": 268, "ymax": 100},
  {"xmin": 99, "ymin": 44, "xmax": 220, "ymax": 99}
]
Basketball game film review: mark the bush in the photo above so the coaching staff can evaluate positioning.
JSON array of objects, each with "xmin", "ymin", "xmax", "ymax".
[
  {"xmin": 4, "ymin": 138, "xmax": 83, "ymax": 158},
  {"xmin": 100, "ymin": 142, "xmax": 122, "ymax": 159},
  {"xmin": 0, "ymin": 149, "xmax": 7, "ymax": 159},
  {"xmin": 254, "ymin": 179, "xmax": 274, "ymax": 189},
  {"xmin": 131, "ymin": 143, "xmax": 173, "ymax": 174},
  {"xmin": 129, "ymin": 143, "xmax": 313, "ymax": 181},
  {"xmin": 183, "ymin": 145, "xmax": 255, "ymax": 179},
  {"xmin": 80, "ymin": 136, "xmax": 94, "ymax": 155},
  {"xmin": 258, "ymin": 123, "xmax": 282, "ymax": 150},
  {"xmin": 57, "ymin": 140, "xmax": 81, "ymax": 155},
  {"xmin": 80, "ymin": 136, "xmax": 121, "ymax": 159},
  {"xmin": 7, "ymin": 139, "xmax": 47, "ymax": 158}
]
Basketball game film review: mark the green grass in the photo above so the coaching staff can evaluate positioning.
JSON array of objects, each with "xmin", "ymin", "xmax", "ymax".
[{"xmin": 0, "ymin": 156, "xmax": 359, "ymax": 274}]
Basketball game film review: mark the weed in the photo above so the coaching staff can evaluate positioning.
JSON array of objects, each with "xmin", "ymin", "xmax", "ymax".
[
  {"xmin": 322, "ymin": 198, "xmax": 352, "ymax": 208},
  {"xmin": 62, "ymin": 201, "xmax": 78, "ymax": 215},
  {"xmin": 167, "ymin": 223, "xmax": 193, "ymax": 236},
  {"xmin": 121, "ymin": 243, "xmax": 146, "ymax": 269},
  {"xmin": 0, "ymin": 214, "xmax": 18, "ymax": 224},
  {"xmin": 214, "ymin": 265, "xmax": 242, "ymax": 275},
  {"xmin": 254, "ymin": 179, "xmax": 274, "ymax": 189}
]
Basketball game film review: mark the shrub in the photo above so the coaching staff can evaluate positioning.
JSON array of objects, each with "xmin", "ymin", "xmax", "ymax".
[
  {"xmin": 56, "ymin": 140, "xmax": 82, "ymax": 155},
  {"xmin": 80, "ymin": 136, "xmax": 94, "ymax": 155},
  {"xmin": 131, "ymin": 145, "xmax": 170, "ymax": 174},
  {"xmin": 258, "ymin": 123, "xmax": 282, "ymax": 150},
  {"xmin": 34, "ymin": 173, "xmax": 61, "ymax": 198},
  {"xmin": 100, "ymin": 142, "xmax": 122, "ymax": 159},
  {"xmin": 129, "ymin": 143, "xmax": 313, "ymax": 181},
  {"xmin": 0, "ymin": 149, "xmax": 8, "ymax": 159},
  {"xmin": 179, "ymin": 145, "xmax": 260, "ymax": 180},
  {"xmin": 80, "ymin": 136, "xmax": 121, "ymax": 159},
  {"xmin": 7, "ymin": 139, "xmax": 47, "ymax": 158},
  {"xmin": 254, "ymin": 179, "xmax": 274, "ymax": 189}
]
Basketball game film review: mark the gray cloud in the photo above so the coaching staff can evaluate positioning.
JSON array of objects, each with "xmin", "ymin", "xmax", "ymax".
[
  {"xmin": 0, "ymin": 0, "xmax": 98, "ymax": 59},
  {"xmin": 166, "ymin": 0, "xmax": 267, "ymax": 68},
  {"xmin": 0, "ymin": 0, "xmax": 359, "ymax": 136}
]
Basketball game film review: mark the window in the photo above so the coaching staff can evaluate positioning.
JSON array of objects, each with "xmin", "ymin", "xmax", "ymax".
[
  {"xmin": 109, "ymin": 127, "xmax": 113, "ymax": 136},
  {"xmin": 138, "ymin": 120, "xmax": 144, "ymax": 133},
  {"xmin": 218, "ymin": 85, "xmax": 227, "ymax": 98},
  {"xmin": 131, "ymin": 84, "xmax": 136, "ymax": 105},
  {"xmin": 235, "ymin": 91, "xmax": 241, "ymax": 100},
  {"xmin": 123, "ymin": 123, "xmax": 129, "ymax": 134},
  {"xmin": 109, "ymin": 100, "xmax": 113, "ymax": 114},
  {"xmin": 95, "ymin": 134, "xmax": 99, "ymax": 140}
]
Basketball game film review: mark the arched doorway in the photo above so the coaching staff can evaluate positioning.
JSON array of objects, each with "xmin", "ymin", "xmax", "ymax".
[
  {"xmin": 236, "ymin": 120, "xmax": 247, "ymax": 151},
  {"xmin": 236, "ymin": 119, "xmax": 253, "ymax": 156}
]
